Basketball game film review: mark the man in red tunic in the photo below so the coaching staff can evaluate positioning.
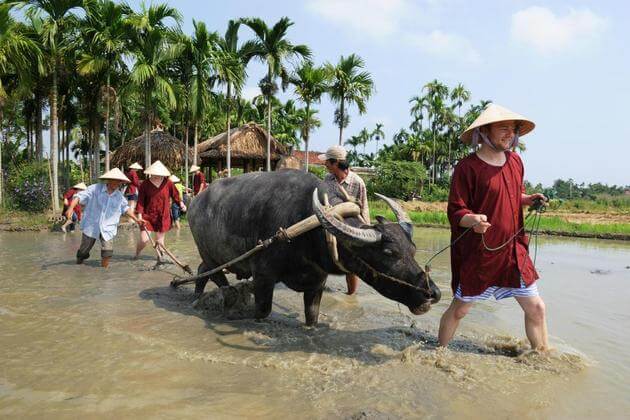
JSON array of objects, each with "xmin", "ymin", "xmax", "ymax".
[
  {"xmin": 61, "ymin": 182, "xmax": 87, "ymax": 232},
  {"xmin": 190, "ymin": 164, "xmax": 206, "ymax": 196},
  {"xmin": 134, "ymin": 161, "xmax": 186, "ymax": 258},
  {"xmin": 125, "ymin": 162, "xmax": 142, "ymax": 211},
  {"xmin": 438, "ymin": 104, "xmax": 549, "ymax": 351}
]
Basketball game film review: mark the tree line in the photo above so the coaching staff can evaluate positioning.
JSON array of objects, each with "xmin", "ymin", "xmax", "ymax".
[{"xmin": 0, "ymin": 0, "xmax": 376, "ymax": 212}]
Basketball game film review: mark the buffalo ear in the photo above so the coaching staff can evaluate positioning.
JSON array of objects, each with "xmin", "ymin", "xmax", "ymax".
[{"xmin": 375, "ymin": 215, "xmax": 389, "ymax": 224}]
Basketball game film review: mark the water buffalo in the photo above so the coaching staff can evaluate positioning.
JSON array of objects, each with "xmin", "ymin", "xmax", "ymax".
[{"xmin": 188, "ymin": 169, "xmax": 440, "ymax": 326}]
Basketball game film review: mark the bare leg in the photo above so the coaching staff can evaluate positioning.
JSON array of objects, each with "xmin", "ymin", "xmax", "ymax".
[
  {"xmin": 438, "ymin": 298, "xmax": 473, "ymax": 347},
  {"xmin": 345, "ymin": 273, "xmax": 359, "ymax": 295},
  {"xmin": 135, "ymin": 229, "xmax": 150, "ymax": 258},
  {"xmin": 515, "ymin": 295, "xmax": 549, "ymax": 351},
  {"xmin": 303, "ymin": 288, "xmax": 324, "ymax": 326}
]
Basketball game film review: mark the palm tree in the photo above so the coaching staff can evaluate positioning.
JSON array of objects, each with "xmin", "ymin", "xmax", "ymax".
[
  {"xmin": 241, "ymin": 17, "xmax": 311, "ymax": 171},
  {"xmin": 371, "ymin": 122, "xmax": 384, "ymax": 155},
  {"xmin": 78, "ymin": 0, "xmax": 131, "ymax": 172},
  {"xmin": 289, "ymin": 62, "xmax": 329, "ymax": 171},
  {"xmin": 423, "ymin": 79, "xmax": 448, "ymax": 184},
  {"xmin": 128, "ymin": 3, "xmax": 182, "ymax": 169},
  {"xmin": 188, "ymin": 20, "xmax": 214, "ymax": 168},
  {"xmin": 214, "ymin": 20, "xmax": 249, "ymax": 177},
  {"xmin": 0, "ymin": 3, "xmax": 42, "ymax": 207},
  {"xmin": 326, "ymin": 54, "xmax": 374, "ymax": 145},
  {"xmin": 358, "ymin": 127, "xmax": 370, "ymax": 154},
  {"xmin": 13, "ymin": 0, "xmax": 83, "ymax": 212}
]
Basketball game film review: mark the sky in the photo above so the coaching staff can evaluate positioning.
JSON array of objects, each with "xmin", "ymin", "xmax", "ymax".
[{"xmin": 128, "ymin": 1, "xmax": 629, "ymax": 186}]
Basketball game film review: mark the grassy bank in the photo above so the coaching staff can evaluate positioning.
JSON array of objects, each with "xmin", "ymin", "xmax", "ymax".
[
  {"xmin": 0, "ymin": 209, "xmax": 52, "ymax": 231},
  {"xmin": 369, "ymin": 201, "xmax": 630, "ymax": 240}
]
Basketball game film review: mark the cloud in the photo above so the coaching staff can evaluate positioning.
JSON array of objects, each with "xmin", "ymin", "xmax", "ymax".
[
  {"xmin": 405, "ymin": 30, "xmax": 481, "ymax": 64},
  {"xmin": 511, "ymin": 6, "xmax": 608, "ymax": 54},
  {"xmin": 306, "ymin": 0, "xmax": 480, "ymax": 64},
  {"xmin": 305, "ymin": 0, "xmax": 413, "ymax": 39}
]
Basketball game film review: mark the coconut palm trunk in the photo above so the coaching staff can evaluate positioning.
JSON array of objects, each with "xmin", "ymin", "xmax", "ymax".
[
  {"xmin": 226, "ymin": 82, "xmax": 232, "ymax": 177},
  {"xmin": 50, "ymin": 63, "xmax": 60, "ymax": 212},
  {"xmin": 0, "ymin": 111, "xmax": 3, "ymax": 208},
  {"xmin": 304, "ymin": 102, "xmax": 310, "ymax": 171},
  {"xmin": 184, "ymin": 124, "xmax": 189, "ymax": 189},
  {"xmin": 266, "ymin": 94, "xmax": 271, "ymax": 171},
  {"xmin": 338, "ymin": 97, "xmax": 345, "ymax": 145},
  {"xmin": 194, "ymin": 122, "xmax": 198, "ymax": 166},
  {"xmin": 104, "ymin": 71, "xmax": 110, "ymax": 172},
  {"xmin": 36, "ymin": 93, "xmax": 43, "ymax": 160}
]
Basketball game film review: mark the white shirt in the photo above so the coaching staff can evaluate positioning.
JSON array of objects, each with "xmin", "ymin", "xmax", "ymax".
[{"xmin": 77, "ymin": 183, "xmax": 129, "ymax": 241}]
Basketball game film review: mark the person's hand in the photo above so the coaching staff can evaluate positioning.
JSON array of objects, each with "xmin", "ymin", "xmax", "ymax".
[
  {"xmin": 136, "ymin": 219, "xmax": 146, "ymax": 228},
  {"xmin": 471, "ymin": 214, "xmax": 491, "ymax": 234},
  {"xmin": 180, "ymin": 203, "xmax": 187, "ymax": 212},
  {"xmin": 525, "ymin": 193, "xmax": 547, "ymax": 207}
]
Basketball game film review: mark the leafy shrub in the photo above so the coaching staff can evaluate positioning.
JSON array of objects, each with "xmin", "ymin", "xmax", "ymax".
[
  {"xmin": 422, "ymin": 185, "xmax": 449, "ymax": 202},
  {"xmin": 7, "ymin": 161, "xmax": 51, "ymax": 212},
  {"xmin": 308, "ymin": 165, "xmax": 327, "ymax": 180},
  {"xmin": 367, "ymin": 160, "xmax": 427, "ymax": 200}
]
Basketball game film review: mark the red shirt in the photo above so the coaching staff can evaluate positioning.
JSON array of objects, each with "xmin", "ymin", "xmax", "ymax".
[
  {"xmin": 447, "ymin": 151, "xmax": 538, "ymax": 296},
  {"xmin": 136, "ymin": 179, "xmax": 181, "ymax": 232},
  {"xmin": 62, "ymin": 188, "xmax": 82, "ymax": 220},
  {"xmin": 125, "ymin": 170, "xmax": 140, "ymax": 195},
  {"xmin": 193, "ymin": 171, "xmax": 206, "ymax": 195}
]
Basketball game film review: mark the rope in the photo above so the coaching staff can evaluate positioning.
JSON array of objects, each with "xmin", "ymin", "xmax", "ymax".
[{"xmin": 423, "ymin": 198, "xmax": 548, "ymax": 273}]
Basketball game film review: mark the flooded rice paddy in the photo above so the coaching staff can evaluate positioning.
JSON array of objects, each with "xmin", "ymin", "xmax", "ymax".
[{"xmin": 1, "ymin": 227, "xmax": 629, "ymax": 418}]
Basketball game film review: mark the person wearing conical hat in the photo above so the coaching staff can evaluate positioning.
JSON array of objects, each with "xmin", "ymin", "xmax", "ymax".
[
  {"xmin": 61, "ymin": 182, "xmax": 87, "ymax": 233},
  {"xmin": 318, "ymin": 145, "xmax": 370, "ymax": 296},
  {"xmin": 65, "ymin": 168, "xmax": 144, "ymax": 267},
  {"xmin": 190, "ymin": 164, "xmax": 206, "ymax": 196},
  {"xmin": 169, "ymin": 174, "xmax": 185, "ymax": 230},
  {"xmin": 438, "ymin": 104, "xmax": 549, "ymax": 351},
  {"xmin": 134, "ymin": 161, "xmax": 186, "ymax": 258},
  {"xmin": 125, "ymin": 162, "xmax": 143, "ymax": 211}
]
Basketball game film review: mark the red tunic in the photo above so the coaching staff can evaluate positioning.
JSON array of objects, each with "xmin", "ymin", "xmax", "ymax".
[
  {"xmin": 136, "ymin": 179, "xmax": 181, "ymax": 232},
  {"xmin": 125, "ymin": 170, "xmax": 140, "ymax": 196},
  {"xmin": 193, "ymin": 172, "xmax": 206, "ymax": 195},
  {"xmin": 62, "ymin": 188, "xmax": 82, "ymax": 220},
  {"xmin": 447, "ymin": 151, "xmax": 538, "ymax": 296}
]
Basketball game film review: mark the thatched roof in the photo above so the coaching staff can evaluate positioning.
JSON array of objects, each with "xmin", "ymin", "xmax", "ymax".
[
  {"xmin": 198, "ymin": 122, "xmax": 288, "ymax": 161},
  {"xmin": 111, "ymin": 128, "xmax": 193, "ymax": 170}
]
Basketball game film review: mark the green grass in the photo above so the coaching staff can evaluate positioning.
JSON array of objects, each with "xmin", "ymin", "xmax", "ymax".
[
  {"xmin": 369, "ymin": 204, "xmax": 630, "ymax": 238},
  {"xmin": 0, "ymin": 209, "xmax": 51, "ymax": 230}
]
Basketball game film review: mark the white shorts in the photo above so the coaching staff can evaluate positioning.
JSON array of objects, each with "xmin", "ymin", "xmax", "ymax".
[{"xmin": 455, "ymin": 279, "xmax": 539, "ymax": 302}]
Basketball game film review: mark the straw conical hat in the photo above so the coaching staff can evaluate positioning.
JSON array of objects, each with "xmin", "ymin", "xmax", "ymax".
[
  {"xmin": 189, "ymin": 164, "xmax": 201, "ymax": 173},
  {"xmin": 169, "ymin": 175, "xmax": 181, "ymax": 183},
  {"xmin": 461, "ymin": 104, "xmax": 535, "ymax": 144},
  {"xmin": 99, "ymin": 168, "xmax": 130, "ymax": 183},
  {"xmin": 144, "ymin": 160, "xmax": 171, "ymax": 177},
  {"xmin": 129, "ymin": 162, "xmax": 143, "ymax": 170},
  {"xmin": 73, "ymin": 182, "xmax": 87, "ymax": 190}
]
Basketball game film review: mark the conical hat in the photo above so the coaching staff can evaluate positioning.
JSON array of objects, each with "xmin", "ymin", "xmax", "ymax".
[
  {"xmin": 461, "ymin": 104, "xmax": 535, "ymax": 144},
  {"xmin": 169, "ymin": 175, "xmax": 181, "ymax": 183},
  {"xmin": 99, "ymin": 168, "xmax": 131, "ymax": 183},
  {"xmin": 129, "ymin": 162, "xmax": 143, "ymax": 170},
  {"xmin": 73, "ymin": 182, "xmax": 87, "ymax": 190},
  {"xmin": 144, "ymin": 160, "xmax": 171, "ymax": 177},
  {"xmin": 189, "ymin": 164, "xmax": 201, "ymax": 173}
]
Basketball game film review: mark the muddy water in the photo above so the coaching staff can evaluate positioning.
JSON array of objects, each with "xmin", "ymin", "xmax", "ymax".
[{"xmin": 0, "ymin": 227, "xmax": 628, "ymax": 419}]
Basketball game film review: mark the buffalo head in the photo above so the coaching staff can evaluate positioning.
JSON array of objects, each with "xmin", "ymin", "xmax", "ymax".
[{"xmin": 312, "ymin": 189, "xmax": 441, "ymax": 314}]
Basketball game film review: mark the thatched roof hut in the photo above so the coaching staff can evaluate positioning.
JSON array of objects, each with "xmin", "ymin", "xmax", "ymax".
[
  {"xmin": 198, "ymin": 122, "xmax": 289, "ymax": 176},
  {"xmin": 111, "ymin": 128, "xmax": 193, "ymax": 170}
]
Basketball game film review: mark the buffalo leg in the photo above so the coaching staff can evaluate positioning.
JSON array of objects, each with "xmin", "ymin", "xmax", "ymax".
[
  {"xmin": 303, "ymin": 288, "xmax": 324, "ymax": 326},
  {"xmin": 194, "ymin": 262, "xmax": 229, "ymax": 295},
  {"xmin": 253, "ymin": 276, "xmax": 274, "ymax": 320}
]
